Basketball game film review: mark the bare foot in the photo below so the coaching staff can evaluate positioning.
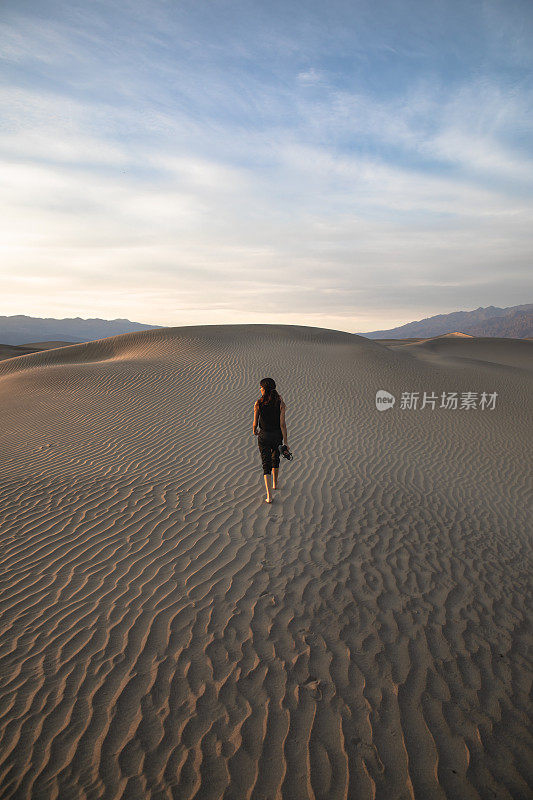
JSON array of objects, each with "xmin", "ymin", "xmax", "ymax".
[
  {"xmin": 265, "ymin": 496, "xmax": 273, "ymax": 503},
  {"xmin": 272, "ymin": 483, "xmax": 280, "ymax": 489}
]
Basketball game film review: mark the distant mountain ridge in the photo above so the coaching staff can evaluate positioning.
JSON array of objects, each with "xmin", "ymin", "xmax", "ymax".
[
  {"xmin": 2, "ymin": 305, "xmax": 531, "ymax": 347},
  {"xmin": 358, "ymin": 304, "xmax": 533, "ymax": 339},
  {"xmin": 0, "ymin": 315, "xmax": 163, "ymax": 346}
]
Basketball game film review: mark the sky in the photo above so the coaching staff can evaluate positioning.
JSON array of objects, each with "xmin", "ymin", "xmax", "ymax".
[{"xmin": 0, "ymin": 0, "xmax": 532, "ymax": 333}]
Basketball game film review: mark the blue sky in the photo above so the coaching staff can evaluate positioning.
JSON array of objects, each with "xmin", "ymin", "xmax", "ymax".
[{"xmin": 1, "ymin": 0, "xmax": 531, "ymax": 332}]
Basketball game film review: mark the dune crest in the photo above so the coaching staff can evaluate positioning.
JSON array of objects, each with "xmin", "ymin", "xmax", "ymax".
[{"xmin": 434, "ymin": 331, "xmax": 473, "ymax": 338}]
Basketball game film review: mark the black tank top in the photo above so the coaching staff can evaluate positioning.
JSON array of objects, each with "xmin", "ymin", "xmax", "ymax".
[{"xmin": 258, "ymin": 397, "xmax": 281, "ymax": 432}]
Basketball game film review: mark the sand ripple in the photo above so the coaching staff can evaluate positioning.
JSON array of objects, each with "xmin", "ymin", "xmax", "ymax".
[{"xmin": 0, "ymin": 325, "xmax": 531, "ymax": 799}]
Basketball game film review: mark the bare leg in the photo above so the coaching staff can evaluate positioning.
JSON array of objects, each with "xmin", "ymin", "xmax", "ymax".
[
  {"xmin": 272, "ymin": 467, "xmax": 279, "ymax": 489},
  {"xmin": 263, "ymin": 473, "xmax": 272, "ymax": 502}
]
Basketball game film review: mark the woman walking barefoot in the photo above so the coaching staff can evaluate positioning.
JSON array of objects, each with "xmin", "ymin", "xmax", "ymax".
[{"xmin": 253, "ymin": 378, "xmax": 288, "ymax": 503}]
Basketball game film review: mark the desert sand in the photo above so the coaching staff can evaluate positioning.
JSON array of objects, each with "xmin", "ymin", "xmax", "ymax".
[
  {"xmin": 0, "ymin": 324, "xmax": 531, "ymax": 800},
  {"xmin": 0, "ymin": 343, "xmax": 75, "ymax": 364},
  {"xmin": 384, "ymin": 334, "xmax": 533, "ymax": 373}
]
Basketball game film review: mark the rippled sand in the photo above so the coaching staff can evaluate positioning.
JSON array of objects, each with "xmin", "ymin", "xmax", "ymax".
[{"xmin": 0, "ymin": 324, "xmax": 531, "ymax": 799}]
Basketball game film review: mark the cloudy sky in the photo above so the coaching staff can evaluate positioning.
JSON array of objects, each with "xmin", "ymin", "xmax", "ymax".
[{"xmin": 1, "ymin": 0, "xmax": 531, "ymax": 332}]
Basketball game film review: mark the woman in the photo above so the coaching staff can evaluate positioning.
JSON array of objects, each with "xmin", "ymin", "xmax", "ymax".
[{"xmin": 253, "ymin": 377, "xmax": 288, "ymax": 503}]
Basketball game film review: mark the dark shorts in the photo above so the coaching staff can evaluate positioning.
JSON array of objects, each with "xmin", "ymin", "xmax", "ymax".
[{"xmin": 257, "ymin": 429, "xmax": 283, "ymax": 474}]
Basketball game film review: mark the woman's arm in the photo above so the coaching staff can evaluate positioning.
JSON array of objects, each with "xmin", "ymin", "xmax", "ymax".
[
  {"xmin": 253, "ymin": 401, "xmax": 259, "ymax": 435},
  {"xmin": 279, "ymin": 397, "xmax": 288, "ymax": 445}
]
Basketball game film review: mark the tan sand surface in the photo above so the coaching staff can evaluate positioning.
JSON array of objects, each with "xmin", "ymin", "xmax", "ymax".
[
  {"xmin": 19, "ymin": 342, "xmax": 77, "ymax": 350},
  {"xmin": 0, "ymin": 324, "xmax": 531, "ymax": 799},
  {"xmin": 384, "ymin": 335, "xmax": 533, "ymax": 373},
  {"xmin": 0, "ymin": 345, "xmax": 41, "ymax": 362},
  {"xmin": 0, "ymin": 343, "xmax": 76, "ymax": 363},
  {"xmin": 432, "ymin": 332, "xmax": 474, "ymax": 338},
  {"xmin": 370, "ymin": 338, "xmax": 427, "ymax": 346}
]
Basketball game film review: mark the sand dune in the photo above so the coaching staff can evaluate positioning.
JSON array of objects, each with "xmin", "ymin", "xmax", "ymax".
[
  {"xmin": 0, "ymin": 324, "xmax": 531, "ymax": 800},
  {"xmin": 433, "ymin": 332, "xmax": 474, "ymax": 338},
  {"xmin": 0, "ymin": 342, "xmax": 76, "ymax": 363},
  {"xmin": 385, "ymin": 334, "xmax": 533, "ymax": 373},
  {"xmin": 19, "ymin": 341, "xmax": 77, "ymax": 350},
  {"xmin": 0, "ymin": 345, "xmax": 41, "ymax": 363}
]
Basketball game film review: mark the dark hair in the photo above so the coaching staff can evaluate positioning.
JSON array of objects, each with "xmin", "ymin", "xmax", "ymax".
[{"xmin": 259, "ymin": 377, "xmax": 280, "ymax": 407}]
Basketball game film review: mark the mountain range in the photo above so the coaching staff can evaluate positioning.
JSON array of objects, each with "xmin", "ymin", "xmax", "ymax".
[
  {"xmin": 0, "ymin": 315, "xmax": 162, "ymax": 346},
  {"xmin": 0, "ymin": 304, "xmax": 531, "ymax": 347},
  {"xmin": 358, "ymin": 304, "xmax": 533, "ymax": 339}
]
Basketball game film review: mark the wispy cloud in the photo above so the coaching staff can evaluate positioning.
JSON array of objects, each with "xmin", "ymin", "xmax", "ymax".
[
  {"xmin": 0, "ymin": 0, "xmax": 531, "ymax": 330},
  {"xmin": 297, "ymin": 68, "xmax": 323, "ymax": 85}
]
